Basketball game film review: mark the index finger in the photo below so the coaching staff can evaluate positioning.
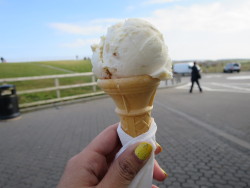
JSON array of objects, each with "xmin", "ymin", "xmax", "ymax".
[{"xmin": 85, "ymin": 123, "xmax": 121, "ymax": 156}]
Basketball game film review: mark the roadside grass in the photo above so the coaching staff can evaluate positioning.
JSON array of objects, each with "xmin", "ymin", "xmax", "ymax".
[
  {"xmin": 60, "ymin": 86, "xmax": 101, "ymax": 98},
  {"xmin": 241, "ymin": 62, "xmax": 250, "ymax": 72},
  {"xmin": 19, "ymin": 86, "xmax": 101, "ymax": 104},
  {"xmin": 200, "ymin": 63, "xmax": 225, "ymax": 73},
  {"xmin": 20, "ymin": 91, "xmax": 57, "ymax": 104},
  {"xmin": 0, "ymin": 60, "xmax": 96, "ymax": 105},
  {"xmin": 199, "ymin": 60, "xmax": 250, "ymax": 73},
  {"xmin": 12, "ymin": 79, "xmax": 55, "ymax": 90},
  {"xmin": 36, "ymin": 59, "xmax": 92, "ymax": 73},
  {"xmin": 0, "ymin": 62, "xmax": 65, "ymax": 78}
]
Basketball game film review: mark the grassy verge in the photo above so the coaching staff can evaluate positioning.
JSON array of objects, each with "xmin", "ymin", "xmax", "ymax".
[
  {"xmin": 36, "ymin": 59, "xmax": 92, "ymax": 73},
  {"xmin": 19, "ymin": 86, "xmax": 102, "ymax": 104},
  {"xmin": 0, "ymin": 60, "xmax": 97, "ymax": 105},
  {"xmin": 199, "ymin": 60, "xmax": 250, "ymax": 73},
  {"xmin": 0, "ymin": 62, "xmax": 65, "ymax": 78}
]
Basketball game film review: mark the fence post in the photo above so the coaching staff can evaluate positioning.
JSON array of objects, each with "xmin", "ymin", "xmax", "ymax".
[
  {"xmin": 54, "ymin": 78, "xmax": 61, "ymax": 98},
  {"xmin": 92, "ymin": 75, "xmax": 96, "ymax": 92}
]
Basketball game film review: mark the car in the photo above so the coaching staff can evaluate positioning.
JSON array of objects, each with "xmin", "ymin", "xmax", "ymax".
[
  {"xmin": 173, "ymin": 62, "xmax": 201, "ymax": 76},
  {"xmin": 223, "ymin": 63, "xmax": 241, "ymax": 73}
]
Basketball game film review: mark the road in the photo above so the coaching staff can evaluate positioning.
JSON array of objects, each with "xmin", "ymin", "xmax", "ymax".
[
  {"xmin": 0, "ymin": 72, "xmax": 249, "ymax": 188},
  {"xmin": 178, "ymin": 72, "xmax": 250, "ymax": 94},
  {"xmin": 164, "ymin": 72, "xmax": 250, "ymax": 144}
]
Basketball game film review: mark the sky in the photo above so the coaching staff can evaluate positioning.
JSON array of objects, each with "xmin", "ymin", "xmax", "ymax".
[{"xmin": 0, "ymin": 0, "xmax": 250, "ymax": 62}]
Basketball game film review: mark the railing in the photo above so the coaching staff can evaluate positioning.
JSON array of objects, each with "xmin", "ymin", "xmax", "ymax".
[
  {"xmin": 0, "ymin": 73, "xmax": 104, "ymax": 108},
  {"xmin": 0, "ymin": 73, "xmax": 183, "ymax": 109}
]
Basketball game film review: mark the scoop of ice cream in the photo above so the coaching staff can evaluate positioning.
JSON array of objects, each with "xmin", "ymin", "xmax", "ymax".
[{"xmin": 91, "ymin": 18, "xmax": 172, "ymax": 80}]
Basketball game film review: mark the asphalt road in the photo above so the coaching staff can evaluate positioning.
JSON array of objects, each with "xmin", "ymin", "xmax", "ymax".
[
  {"xmin": 0, "ymin": 72, "xmax": 249, "ymax": 188},
  {"xmin": 173, "ymin": 72, "xmax": 250, "ymax": 143}
]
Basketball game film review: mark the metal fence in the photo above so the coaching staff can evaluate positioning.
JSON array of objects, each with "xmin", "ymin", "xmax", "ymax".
[{"xmin": 0, "ymin": 73, "xmax": 104, "ymax": 108}]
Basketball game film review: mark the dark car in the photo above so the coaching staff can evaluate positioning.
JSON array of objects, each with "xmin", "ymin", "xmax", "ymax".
[{"xmin": 223, "ymin": 63, "xmax": 241, "ymax": 73}]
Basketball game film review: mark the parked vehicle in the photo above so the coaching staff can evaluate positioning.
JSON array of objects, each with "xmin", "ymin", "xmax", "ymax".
[
  {"xmin": 223, "ymin": 63, "xmax": 241, "ymax": 73},
  {"xmin": 173, "ymin": 62, "xmax": 201, "ymax": 76}
]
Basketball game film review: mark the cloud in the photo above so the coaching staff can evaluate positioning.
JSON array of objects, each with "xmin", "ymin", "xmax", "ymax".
[
  {"xmin": 145, "ymin": 0, "xmax": 250, "ymax": 33},
  {"xmin": 143, "ymin": 0, "xmax": 180, "ymax": 5},
  {"xmin": 125, "ymin": 5, "xmax": 136, "ymax": 11},
  {"xmin": 61, "ymin": 38, "xmax": 100, "ymax": 48},
  {"xmin": 141, "ymin": 0, "xmax": 250, "ymax": 59},
  {"xmin": 49, "ymin": 0, "xmax": 250, "ymax": 59},
  {"xmin": 49, "ymin": 19, "xmax": 122, "ymax": 36},
  {"xmin": 90, "ymin": 18, "xmax": 122, "ymax": 24},
  {"xmin": 49, "ymin": 23, "xmax": 105, "ymax": 35}
]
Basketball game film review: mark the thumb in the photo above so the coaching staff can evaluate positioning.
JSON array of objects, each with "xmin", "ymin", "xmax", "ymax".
[{"xmin": 98, "ymin": 142, "xmax": 153, "ymax": 188}]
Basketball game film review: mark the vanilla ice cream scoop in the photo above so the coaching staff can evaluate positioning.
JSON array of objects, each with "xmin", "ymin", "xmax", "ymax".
[{"xmin": 91, "ymin": 18, "xmax": 172, "ymax": 80}]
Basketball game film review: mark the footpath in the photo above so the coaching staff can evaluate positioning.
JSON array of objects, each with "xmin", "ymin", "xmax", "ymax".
[{"xmin": 0, "ymin": 76, "xmax": 249, "ymax": 188}]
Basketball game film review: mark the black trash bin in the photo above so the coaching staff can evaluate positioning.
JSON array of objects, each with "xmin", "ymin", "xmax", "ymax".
[{"xmin": 0, "ymin": 85, "xmax": 20, "ymax": 120}]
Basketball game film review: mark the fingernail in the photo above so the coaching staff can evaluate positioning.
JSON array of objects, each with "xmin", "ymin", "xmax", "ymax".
[
  {"xmin": 161, "ymin": 168, "xmax": 168, "ymax": 178},
  {"xmin": 156, "ymin": 142, "xmax": 163, "ymax": 153},
  {"xmin": 135, "ymin": 142, "xmax": 153, "ymax": 160}
]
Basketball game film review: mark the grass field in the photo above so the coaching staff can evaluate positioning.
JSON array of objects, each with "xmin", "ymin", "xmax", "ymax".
[
  {"xmin": 1, "ymin": 59, "xmax": 249, "ymax": 106},
  {"xmin": 0, "ymin": 60, "xmax": 99, "ymax": 105},
  {"xmin": 198, "ymin": 59, "xmax": 250, "ymax": 73},
  {"xmin": 0, "ymin": 60, "xmax": 92, "ymax": 78},
  {"xmin": 36, "ymin": 60, "xmax": 92, "ymax": 73}
]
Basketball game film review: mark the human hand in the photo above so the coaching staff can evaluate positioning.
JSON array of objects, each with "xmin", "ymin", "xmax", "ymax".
[{"xmin": 57, "ymin": 123, "xmax": 168, "ymax": 188}]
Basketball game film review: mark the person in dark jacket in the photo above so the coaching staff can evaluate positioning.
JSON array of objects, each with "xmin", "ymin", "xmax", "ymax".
[{"xmin": 190, "ymin": 61, "xmax": 202, "ymax": 93}]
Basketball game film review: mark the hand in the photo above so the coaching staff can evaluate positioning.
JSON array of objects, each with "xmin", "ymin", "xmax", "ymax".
[{"xmin": 57, "ymin": 123, "xmax": 168, "ymax": 188}]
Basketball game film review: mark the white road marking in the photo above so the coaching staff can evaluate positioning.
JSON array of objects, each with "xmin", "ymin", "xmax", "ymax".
[
  {"xmin": 211, "ymin": 82, "xmax": 250, "ymax": 92},
  {"xmin": 227, "ymin": 75, "xmax": 250, "ymax": 80},
  {"xmin": 176, "ymin": 83, "xmax": 250, "ymax": 93},
  {"xmin": 175, "ymin": 83, "xmax": 191, "ymax": 89},
  {"xmin": 155, "ymin": 101, "xmax": 250, "ymax": 150},
  {"xmin": 204, "ymin": 75, "xmax": 223, "ymax": 78},
  {"xmin": 228, "ymin": 83, "xmax": 250, "ymax": 86}
]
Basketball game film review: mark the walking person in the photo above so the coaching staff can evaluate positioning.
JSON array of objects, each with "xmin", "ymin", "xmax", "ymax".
[{"xmin": 189, "ymin": 61, "xmax": 202, "ymax": 93}]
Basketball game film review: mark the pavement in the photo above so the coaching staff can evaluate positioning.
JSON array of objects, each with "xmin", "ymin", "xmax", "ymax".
[{"xmin": 0, "ymin": 73, "xmax": 250, "ymax": 188}]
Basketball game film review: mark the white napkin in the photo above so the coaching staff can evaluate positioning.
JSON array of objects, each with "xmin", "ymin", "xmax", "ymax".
[{"xmin": 116, "ymin": 120, "xmax": 157, "ymax": 188}]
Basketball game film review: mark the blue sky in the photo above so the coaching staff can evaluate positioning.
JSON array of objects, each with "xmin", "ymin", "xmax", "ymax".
[{"xmin": 1, "ymin": 0, "xmax": 250, "ymax": 62}]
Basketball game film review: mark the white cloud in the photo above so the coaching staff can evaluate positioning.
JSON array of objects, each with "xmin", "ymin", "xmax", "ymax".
[
  {"xmin": 140, "ymin": 0, "xmax": 250, "ymax": 59},
  {"xmin": 90, "ymin": 18, "xmax": 122, "ymax": 24},
  {"xmin": 143, "ymin": 0, "xmax": 180, "ymax": 5},
  {"xmin": 125, "ymin": 5, "xmax": 136, "ymax": 11},
  {"xmin": 61, "ymin": 38, "xmax": 100, "ymax": 48},
  {"xmin": 49, "ymin": 19, "xmax": 122, "ymax": 36},
  {"xmin": 145, "ymin": 0, "xmax": 250, "ymax": 33},
  {"xmin": 49, "ymin": 0, "xmax": 250, "ymax": 59},
  {"xmin": 49, "ymin": 19, "xmax": 124, "ymax": 54},
  {"xmin": 49, "ymin": 23, "xmax": 105, "ymax": 35}
]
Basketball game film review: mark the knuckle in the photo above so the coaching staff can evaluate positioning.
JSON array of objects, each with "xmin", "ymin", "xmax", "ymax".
[
  {"xmin": 66, "ymin": 155, "xmax": 79, "ymax": 169},
  {"xmin": 117, "ymin": 158, "xmax": 138, "ymax": 183}
]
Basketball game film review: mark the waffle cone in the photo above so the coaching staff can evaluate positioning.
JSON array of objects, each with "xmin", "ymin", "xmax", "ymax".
[{"xmin": 97, "ymin": 75, "xmax": 160, "ymax": 137}]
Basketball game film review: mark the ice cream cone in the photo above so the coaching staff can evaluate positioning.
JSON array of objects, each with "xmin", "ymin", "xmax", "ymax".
[{"xmin": 97, "ymin": 75, "xmax": 160, "ymax": 137}]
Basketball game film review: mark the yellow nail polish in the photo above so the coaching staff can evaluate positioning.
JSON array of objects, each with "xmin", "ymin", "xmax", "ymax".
[
  {"xmin": 161, "ymin": 168, "xmax": 168, "ymax": 178},
  {"xmin": 156, "ymin": 142, "xmax": 163, "ymax": 153},
  {"xmin": 135, "ymin": 142, "xmax": 153, "ymax": 160}
]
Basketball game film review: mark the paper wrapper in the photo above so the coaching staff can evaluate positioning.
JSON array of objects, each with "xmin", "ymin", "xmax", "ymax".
[{"xmin": 116, "ymin": 120, "xmax": 157, "ymax": 188}]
